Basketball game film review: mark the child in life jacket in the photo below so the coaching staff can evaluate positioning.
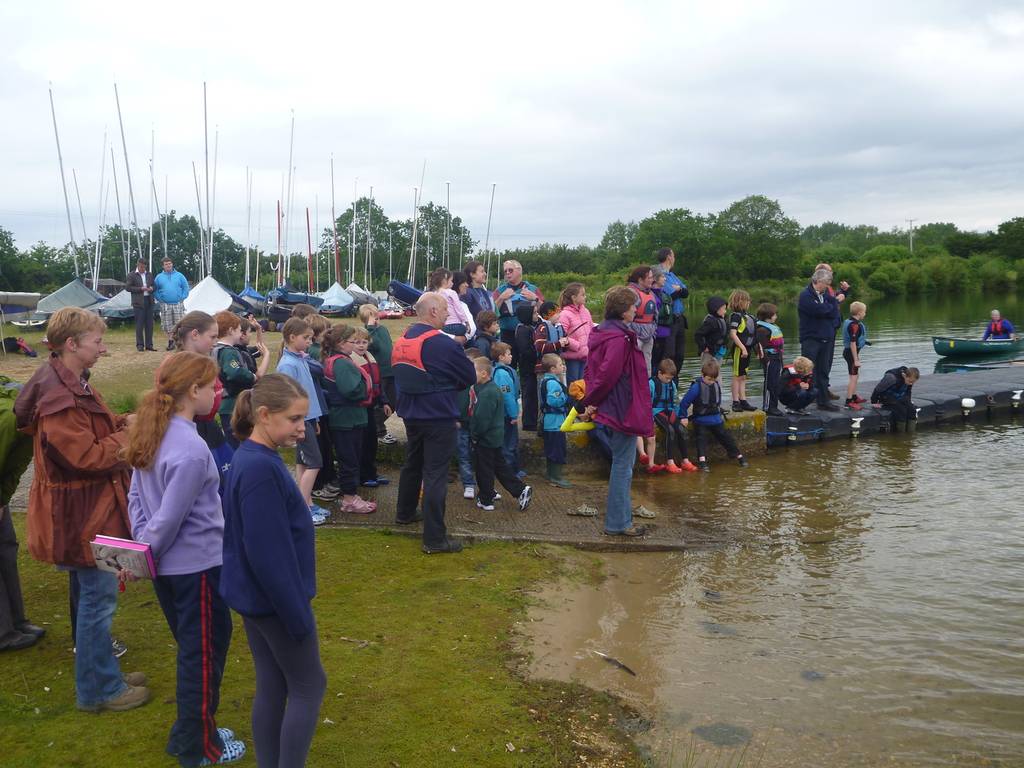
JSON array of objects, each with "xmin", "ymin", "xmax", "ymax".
[
  {"xmin": 842, "ymin": 301, "xmax": 870, "ymax": 409},
  {"xmin": 755, "ymin": 303, "xmax": 785, "ymax": 416},
  {"xmin": 676, "ymin": 357, "xmax": 748, "ymax": 472},
  {"xmin": 778, "ymin": 356, "xmax": 817, "ymax": 414},
  {"xmin": 469, "ymin": 311, "xmax": 500, "ymax": 361},
  {"xmin": 538, "ymin": 353, "xmax": 571, "ymax": 488},
  {"xmin": 727, "ymin": 290, "xmax": 758, "ymax": 412},
  {"xmin": 694, "ymin": 296, "xmax": 729, "ymax": 374},
  {"xmin": 641, "ymin": 359, "xmax": 698, "ymax": 473},
  {"xmin": 870, "ymin": 366, "xmax": 919, "ymax": 430},
  {"xmin": 534, "ymin": 301, "xmax": 569, "ymax": 370},
  {"xmin": 322, "ymin": 324, "xmax": 377, "ymax": 515},
  {"xmin": 351, "ymin": 327, "xmax": 391, "ymax": 489},
  {"xmin": 514, "ymin": 304, "xmax": 541, "ymax": 432},
  {"xmin": 491, "ymin": 342, "xmax": 524, "ymax": 479}
]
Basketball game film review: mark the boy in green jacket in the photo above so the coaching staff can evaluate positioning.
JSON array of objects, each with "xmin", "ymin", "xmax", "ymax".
[{"xmin": 469, "ymin": 358, "xmax": 533, "ymax": 512}]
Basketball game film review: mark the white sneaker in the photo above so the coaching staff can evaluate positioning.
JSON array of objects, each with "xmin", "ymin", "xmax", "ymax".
[
  {"xmin": 476, "ymin": 499, "xmax": 495, "ymax": 511},
  {"xmin": 463, "ymin": 487, "xmax": 475, "ymax": 499},
  {"xmin": 379, "ymin": 432, "xmax": 398, "ymax": 445},
  {"xmin": 517, "ymin": 485, "xmax": 533, "ymax": 511}
]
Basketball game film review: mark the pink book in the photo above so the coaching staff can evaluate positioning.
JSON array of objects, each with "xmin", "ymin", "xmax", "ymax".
[{"xmin": 90, "ymin": 535, "xmax": 157, "ymax": 579}]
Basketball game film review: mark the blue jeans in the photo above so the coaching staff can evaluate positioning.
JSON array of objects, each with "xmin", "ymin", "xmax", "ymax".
[
  {"xmin": 502, "ymin": 421, "xmax": 520, "ymax": 474},
  {"xmin": 565, "ymin": 358, "xmax": 585, "ymax": 384},
  {"xmin": 74, "ymin": 566, "xmax": 126, "ymax": 708},
  {"xmin": 605, "ymin": 429, "xmax": 636, "ymax": 533},
  {"xmin": 457, "ymin": 425, "xmax": 475, "ymax": 488}
]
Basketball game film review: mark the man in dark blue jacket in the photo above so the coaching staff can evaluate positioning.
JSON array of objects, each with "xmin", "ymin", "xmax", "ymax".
[
  {"xmin": 393, "ymin": 293, "xmax": 477, "ymax": 553},
  {"xmin": 798, "ymin": 269, "xmax": 841, "ymax": 411}
]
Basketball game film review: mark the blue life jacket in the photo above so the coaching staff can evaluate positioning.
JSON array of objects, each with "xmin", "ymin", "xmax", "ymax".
[{"xmin": 650, "ymin": 377, "xmax": 676, "ymax": 412}]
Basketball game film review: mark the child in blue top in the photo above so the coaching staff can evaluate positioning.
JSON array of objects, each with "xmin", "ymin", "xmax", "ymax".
[
  {"xmin": 677, "ymin": 357, "xmax": 749, "ymax": 472},
  {"xmin": 491, "ymin": 342, "xmax": 523, "ymax": 478},
  {"xmin": 842, "ymin": 301, "xmax": 870, "ymax": 409},
  {"xmin": 275, "ymin": 317, "xmax": 327, "ymax": 524},
  {"xmin": 641, "ymin": 359, "xmax": 697, "ymax": 474},
  {"xmin": 539, "ymin": 353, "xmax": 571, "ymax": 488},
  {"xmin": 220, "ymin": 373, "xmax": 326, "ymax": 768}
]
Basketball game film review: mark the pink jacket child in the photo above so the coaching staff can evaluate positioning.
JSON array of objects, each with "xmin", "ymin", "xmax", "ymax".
[{"xmin": 559, "ymin": 303, "xmax": 593, "ymax": 361}]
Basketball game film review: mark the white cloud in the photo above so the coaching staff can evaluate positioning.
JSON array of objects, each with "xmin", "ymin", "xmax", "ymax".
[{"xmin": 2, "ymin": 0, "xmax": 1023, "ymax": 262}]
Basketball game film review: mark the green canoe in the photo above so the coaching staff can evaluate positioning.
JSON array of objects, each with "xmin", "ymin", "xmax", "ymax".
[{"xmin": 932, "ymin": 336, "xmax": 1024, "ymax": 357}]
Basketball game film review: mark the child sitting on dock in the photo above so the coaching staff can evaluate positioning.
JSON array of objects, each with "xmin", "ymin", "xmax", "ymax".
[
  {"xmin": 778, "ymin": 356, "xmax": 817, "ymax": 414},
  {"xmin": 727, "ymin": 290, "xmax": 758, "ymax": 412},
  {"xmin": 842, "ymin": 301, "xmax": 869, "ymax": 410},
  {"xmin": 644, "ymin": 359, "xmax": 698, "ymax": 473},
  {"xmin": 755, "ymin": 303, "xmax": 785, "ymax": 416},
  {"xmin": 871, "ymin": 366, "xmax": 919, "ymax": 429},
  {"xmin": 676, "ymin": 358, "xmax": 748, "ymax": 472}
]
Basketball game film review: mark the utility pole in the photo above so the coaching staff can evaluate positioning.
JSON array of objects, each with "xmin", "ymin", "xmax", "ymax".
[{"xmin": 906, "ymin": 218, "xmax": 917, "ymax": 253}]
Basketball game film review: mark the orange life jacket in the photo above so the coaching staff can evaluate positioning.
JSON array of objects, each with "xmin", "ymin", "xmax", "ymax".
[{"xmin": 391, "ymin": 328, "xmax": 443, "ymax": 394}]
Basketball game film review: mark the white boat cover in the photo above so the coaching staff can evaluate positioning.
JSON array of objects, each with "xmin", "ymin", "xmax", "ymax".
[
  {"xmin": 184, "ymin": 276, "xmax": 233, "ymax": 314},
  {"xmin": 345, "ymin": 282, "xmax": 378, "ymax": 305},
  {"xmin": 319, "ymin": 282, "xmax": 354, "ymax": 310}
]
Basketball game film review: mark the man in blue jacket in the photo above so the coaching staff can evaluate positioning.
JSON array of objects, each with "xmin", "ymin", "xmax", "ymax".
[
  {"xmin": 153, "ymin": 257, "xmax": 190, "ymax": 351},
  {"xmin": 797, "ymin": 269, "xmax": 841, "ymax": 411},
  {"xmin": 393, "ymin": 293, "xmax": 477, "ymax": 554}
]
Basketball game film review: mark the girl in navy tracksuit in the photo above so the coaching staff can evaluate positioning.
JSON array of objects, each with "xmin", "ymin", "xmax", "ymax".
[{"xmin": 221, "ymin": 373, "xmax": 327, "ymax": 767}]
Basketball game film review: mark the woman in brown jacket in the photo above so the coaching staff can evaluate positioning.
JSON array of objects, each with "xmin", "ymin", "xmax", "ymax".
[{"xmin": 14, "ymin": 307, "xmax": 150, "ymax": 713}]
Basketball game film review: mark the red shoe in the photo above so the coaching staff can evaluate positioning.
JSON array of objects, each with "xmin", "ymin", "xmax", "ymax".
[
  {"xmin": 664, "ymin": 461, "xmax": 684, "ymax": 474},
  {"xmin": 645, "ymin": 464, "xmax": 665, "ymax": 474},
  {"xmin": 678, "ymin": 459, "xmax": 699, "ymax": 472},
  {"xmin": 853, "ymin": 394, "xmax": 867, "ymax": 404},
  {"xmin": 638, "ymin": 453, "xmax": 650, "ymax": 465}
]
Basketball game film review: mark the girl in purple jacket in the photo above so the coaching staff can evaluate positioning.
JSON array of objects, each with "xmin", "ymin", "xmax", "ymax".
[{"xmin": 126, "ymin": 352, "xmax": 245, "ymax": 766}]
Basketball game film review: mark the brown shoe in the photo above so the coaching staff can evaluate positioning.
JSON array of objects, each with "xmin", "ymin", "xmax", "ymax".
[
  {"xmin": 123, "ymin": 671, "xmax": 147, "ymax": 687},
  {"xmin": 78, "ymin": 684, "xmax": 151, "ymax": 713}
]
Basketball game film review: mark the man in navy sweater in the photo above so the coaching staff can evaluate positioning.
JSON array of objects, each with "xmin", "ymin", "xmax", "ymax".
[
  {"xmin": 797, "ymin": 269, "xmax": 842, "ymax": 412},
  {"xmin": 393, "ymin": 293, "xmax": 477, "ymax": 553}
]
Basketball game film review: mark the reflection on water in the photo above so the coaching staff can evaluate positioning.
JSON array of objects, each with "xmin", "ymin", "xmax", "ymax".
[{"xmin": 526, "ymin": 421, "xmax": 1024, "ymax": 766}]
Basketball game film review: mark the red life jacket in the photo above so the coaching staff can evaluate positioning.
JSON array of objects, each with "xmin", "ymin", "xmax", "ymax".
[
  {"xmin": 358, "ymin": 354, "xmax": 382, "ymax": 400},
  {"xmin": 324, "ymin": 352, "xmax": 374, "ymax": 407},
  {"xmin": 391, "ymin": 328, "xmax": 443, "ymax": 395},
  {"xmin": 629, "ymin": 284, "xmax": 657, "ymax": 325},
  {"xmin": 989, "ymin": 319, "xmax": 1006, "ymax": 336}
]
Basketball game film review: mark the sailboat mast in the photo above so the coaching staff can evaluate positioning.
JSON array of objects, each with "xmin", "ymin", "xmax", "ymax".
[
  {"xmin": 92, "ymin": 130, "xmax": 108, "ymax": 289},
  {"xmin": 148, "ymin": 129, "xmax": 155, "ymax": 271},
  {"xmin": 255, "ymin": 202, "xmax": 263, "ymax": 292},
  {"xmin": 210, "ymin": 127, "xmax": 219, "ymax": 274},
  {"xmin": 114, "ymin": 83, "xmax": 144, "ymax": 261},
  {"xmin": 191, "ymin": 161, "xmax": 206, "ymax": 280},
  {"xmin": 71, "ymin": 169, "xmax": 90, "ymax": 269},
  {"xmin": 276, "ymin": 199, "xmax": 283, "ymax": 286},
  {"xmin": 203, "ymin": 83, "xmax": 212, "ymax": 276},
  {"xmin": 330, "ymin": 155, "xmax": 340, "ymax": 286},
  {"xmin": 305, "ymin": 207, "xmax": 314, "ymax": 293},
  {"xmin": 484, "ymin": 182, "xmax": 496, "ymax": 288},
  {"xmin": 283, "ymin": 111, "xmax": 295, "ymax": 277},
  {"xmin": 110, "ymin": 148, "xmax": 128, "ymax": 277},
  {"xmin": 445, "ymin": 181, "xmax": 451, "ymax": 270},
  {"xmin": 365, "ymin": 186, "xmax": 373, "ymax": 289},
  {"xmin": 48, "ymin": 83, "xmax": 79, "ymax": 276}
]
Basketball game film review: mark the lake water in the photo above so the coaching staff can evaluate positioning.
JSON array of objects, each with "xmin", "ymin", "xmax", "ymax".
[{"xmin": 525, "ymin": 294, "xmax": 1024, "ymax": 766}]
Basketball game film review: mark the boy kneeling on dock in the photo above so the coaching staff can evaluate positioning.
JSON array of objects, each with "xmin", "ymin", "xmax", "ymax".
[
  {"xmin": 871, "ymin": 366, "xmax": 920, "ymax": 430},
  {"xmin": 778, "ymin": 356, "xmax": 817, "ymax": 415}
]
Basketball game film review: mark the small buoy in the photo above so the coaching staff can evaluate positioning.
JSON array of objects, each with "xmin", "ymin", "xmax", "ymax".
[{"xmin": 961, "ymin": 398, "xmax": 976, "ymax": 409}]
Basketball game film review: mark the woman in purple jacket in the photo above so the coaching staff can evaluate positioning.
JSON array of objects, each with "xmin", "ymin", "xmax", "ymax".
[
  {"xmin": 580, "ymin": 286, "xmax": 655, "ymax": 537},
  {"xmin": 126, "ymin": 352, "xmax": 245, "ymax": 766}
]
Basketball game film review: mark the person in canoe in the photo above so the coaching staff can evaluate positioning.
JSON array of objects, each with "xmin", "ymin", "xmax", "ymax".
[{"xmin": 982, "ymin": 310, "xmax": 1016, "ymax": 341}]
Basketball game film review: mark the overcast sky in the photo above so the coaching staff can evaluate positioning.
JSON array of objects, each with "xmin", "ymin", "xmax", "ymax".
[{"xmin": 3, "ymin": 0, "xmax": 1024, "ymax": 257}]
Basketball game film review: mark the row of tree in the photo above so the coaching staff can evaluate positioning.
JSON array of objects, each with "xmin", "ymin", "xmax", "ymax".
[{"xmin": 2, "ymin": 194, "xmax": 1024, "ymax": 297}]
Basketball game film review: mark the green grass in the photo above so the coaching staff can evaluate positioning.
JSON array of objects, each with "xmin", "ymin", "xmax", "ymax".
[{"xmin": 0, "ymin": 518, "xmax": 642, "ymax": 767}]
